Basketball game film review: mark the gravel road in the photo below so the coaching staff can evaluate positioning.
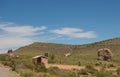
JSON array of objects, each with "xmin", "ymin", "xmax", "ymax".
[{"xmin": 0, "ymin": 66, "xmax": 20, "ymax": 77}]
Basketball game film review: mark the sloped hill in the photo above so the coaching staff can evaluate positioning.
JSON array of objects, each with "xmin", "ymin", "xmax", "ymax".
[
  {"xmin": 14, "ymin": 37, "xmax": 120, "ymax": 65},
  {"xmin": 15, "ymin": 42, "xmax": 74, "ymax": 56}
]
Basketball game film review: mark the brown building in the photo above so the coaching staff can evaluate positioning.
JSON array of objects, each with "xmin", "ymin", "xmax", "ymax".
[{"xmin": 32, "ymin": 55, "xmax": 48, "ymax": 65}]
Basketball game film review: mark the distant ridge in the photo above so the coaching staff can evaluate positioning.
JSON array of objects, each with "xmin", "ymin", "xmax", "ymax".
[{"xmin": 15, "ymin": 37, "xmax": 120, "ymax": 54}]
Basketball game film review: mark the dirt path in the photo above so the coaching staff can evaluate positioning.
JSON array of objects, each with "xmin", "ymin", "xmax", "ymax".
[
  {"xmin": 46, "ymin": 64, "xmax": 85, "ymax": 70},
  {"xmin": 46, "ymin": 64, "xmax": 117, "ymax": 71},
  {"xmin": 0, "ymin": 65, "xmax": 21, "ymax": 77}
]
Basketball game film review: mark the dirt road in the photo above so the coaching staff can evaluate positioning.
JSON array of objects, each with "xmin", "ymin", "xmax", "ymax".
[
  {"xmin": 46, "ymin": 64, "xmax": 117, "ymax": 71},
  {"xmin": 46, "ymin": 64, "xmax": 85, "ymax": 70},
  {"xmin": 0, "ymin": 65, "xmax": 20, "ymax": 77}
]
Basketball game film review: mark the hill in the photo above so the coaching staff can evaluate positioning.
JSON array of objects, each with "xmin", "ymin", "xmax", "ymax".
[{"xmin": 14, "ymin": 37, "xmax": 120, "ymax": 65}]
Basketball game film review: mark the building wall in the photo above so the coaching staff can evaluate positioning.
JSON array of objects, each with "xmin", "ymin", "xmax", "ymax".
[
  {"xmin": 41, "ymin": 58, "xmax": 48, "ymax": 65},
  {"xmin": 32, "ymin": 58, "xmax": 37, "ymax": 64},
  {"xmin": 32, "ymin": 57, "xmax": 48, "ymax": 65}
]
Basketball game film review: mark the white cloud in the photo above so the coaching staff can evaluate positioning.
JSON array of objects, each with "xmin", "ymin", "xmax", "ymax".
[
  {"xmin": 51, "ymin": 27, "xmax": 97, "ymax": 38},
  {"xmin": 0, "ymin": 22, "xmax": 98, "ymax": 53},
  {"xmin": 0, "ymin": 37, "xmax": 32, "ymax": 49},
  {"xmin": 1, "ymin": 25, "xmax": 46, "ymax": 33},
  {"xmin": 0, "ymin": 23, "xmax": 46, "ymax": 37},
  {"xmin": 0, "ymin": 22, "xmax": 47, "ymax": 53}
]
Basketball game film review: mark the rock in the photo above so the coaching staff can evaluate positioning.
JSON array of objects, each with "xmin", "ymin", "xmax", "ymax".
[{"xmin": 97, "ymin": 48, "xmax": 113, "ymax": 61}]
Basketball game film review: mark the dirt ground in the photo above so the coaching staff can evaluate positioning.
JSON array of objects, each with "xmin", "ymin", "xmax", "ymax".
[
  {"xmin": 46, "ymin": 64, "xmax": 117, "ymax": 71},
  {"xmin": 46, "ymin": 64, "xmax": 85, "ymax": 70},
  {"xmin": 0, "ymin": 64, "xmax": 21, "ymax": 77}
]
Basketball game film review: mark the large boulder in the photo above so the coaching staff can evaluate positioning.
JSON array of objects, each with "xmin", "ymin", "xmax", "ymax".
[{"xmin": 97, "ymin": 48, "xmax": 113, "ymax": 61}]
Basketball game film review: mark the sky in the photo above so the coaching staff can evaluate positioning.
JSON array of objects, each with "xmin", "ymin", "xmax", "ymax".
[{"xmin": 0, "ymin": 0, "xmax": 120, "ymax": 53}]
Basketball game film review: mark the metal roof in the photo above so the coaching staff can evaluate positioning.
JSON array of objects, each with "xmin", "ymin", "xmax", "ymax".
[{"xmin": 33, "ymin": 55, "xmax": 48, "ymax": 59}]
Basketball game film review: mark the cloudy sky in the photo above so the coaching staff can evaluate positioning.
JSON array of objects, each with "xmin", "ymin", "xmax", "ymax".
[{"xmin": 0, "ymin": 0, "xmax": 120, "ymax": 53}]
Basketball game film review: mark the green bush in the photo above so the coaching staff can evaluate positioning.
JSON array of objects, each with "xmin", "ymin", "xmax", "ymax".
[
  {"xmin": 21, "ymin": 72, "xmax": 34, "ymax": 77},
  {"xmin": 79, "ymin": 69, "xmax": 88, "ymax": 75},
  {"xmin": 48, "ymin": 54, "xmax": 57, "ymax": 63},
  {"xmin": 95, "ymin": 62, "xmax": 102, "ymax": 66},
  {"xmin": 78, "ymin": 61, "xmax": 81, "ymax": 66},
  {"xmin": 117, "ymin": 67, "xmax": 120, "ymax": 75},
  {"xmin": 47, "ymin": 67, "xmax": 70, "ymax": 77},
  {"xmin": 96, "ymin": 71, "xmax": 112, "ymax": 77},
  {"xmin": 11, "ymin": 64, "xmax": 16, "ymax": 71},
  {"xmin": 85, "ymin": 65, "xmax": 94, "ymax": 69},
  {"xmin": 34, "ymin": 63, "xmax": 47, "ymax": 72},
  {"xmin": 85, "ymin": 65, "xmax": 98, "ymax": 74},
  {"xmin": 0, "ymin": 54, "xmax": 6, "ymax": 61},
  {"xmin": 97, "ymin": 72, "xmax": 106, "ymax": 77},
  {"xmin": 24, "ymin": 61, "xmax": 34, "ymax": 70},
  {"xmin": 67, "ymin": 72, "xmax": 76, "ymax": 77},
  {"xmin": 47, "ymin": 67, "xmax": 60, "ymax": 75},
  {"xmin": 109, "ymin": 63, "xmax": 116, "ymax": 68}
]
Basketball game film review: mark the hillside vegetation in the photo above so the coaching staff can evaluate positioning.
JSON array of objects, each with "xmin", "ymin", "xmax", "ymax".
[
  {"xmin": 14, "ymin": 37, "xmax": 120, "ymax": 65},
  {"xmin": 1, "ymin": 37, "xmax": 120, "ymax": 77}
]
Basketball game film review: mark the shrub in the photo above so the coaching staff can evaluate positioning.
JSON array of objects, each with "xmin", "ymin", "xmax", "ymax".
[
  {"xmin": 47, "ymin": 67, "xmax": 69, "ymax": 77},
  {"xmin": 2, "ymin": 61, "xmax": 9, "ymax": 66},
  {"xmin": 34, "ymin": 63, "xmax": 47, "ymax": 72},
  {"xmin": 78, "ymin": 61, "xmax": 81, "ymax": 66},
  {"xmin": 85, "ymin": 65, "xmax": 94, "ymax": 69},
  {"xmin": 67, "ymin": 72, "xmax": 76, "ymax": 77},
  {"xmin": 97, "ymin": 72, "xmax": 106, "ymax": 77},
  {"xmin": 85, "ymin": 65, "xmax": 98, "ymax": 74},
  {"xmin": 24, "ymin": 61, "xmax": 34, "ymax": 70},
  {"xmin": 48, "ymin": 55, "xmax": 55, "ymax": 63},
  {"xmin": 100, "ymin": 63, "xmax": 107, "ymax": 71},
  {"xmin": 109, "ymin": 63, "xmax": 116, "ymax": 68},
  {"xmin": 117, "ymin": 67, "xmax": 120, "ymax": 75},
  {"xmin": 21, "ymin": 72, "xmax": 34, "ymax": 77},
  {"xmin": 11, "ymin": 64, "xmax": 16, "ymax": 71},
  {"xmin": 47, "ymin": 67, "xmax": 60, "ymax": 75},
  {"xmin": 79, "ymin": 69, "xmax": 88, "ymax": 75},
  {"xmin": 0, "ymin": 54, "xmax": 6, "ymax": 61},
  {"xmin": 96, "ymin": 71, "xmax": 112, "ymax": 77},
  {"xmin": 95, "ymin": 62, "xmax": 102, "ymax": 66}
]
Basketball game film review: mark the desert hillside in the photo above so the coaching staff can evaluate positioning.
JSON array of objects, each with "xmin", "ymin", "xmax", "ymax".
[
  {"xmin": 1, "ymin": 37, "xmax": 120, "ymax": 77},
  {"xmin": 14, "ymin": 37, "xmax": 120, "ymax": 65}
]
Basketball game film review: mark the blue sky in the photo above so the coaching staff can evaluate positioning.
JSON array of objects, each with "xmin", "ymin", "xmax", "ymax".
[{"xmin": 0, "ymin": 0, "xmax": 120, "ymax": 53}]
